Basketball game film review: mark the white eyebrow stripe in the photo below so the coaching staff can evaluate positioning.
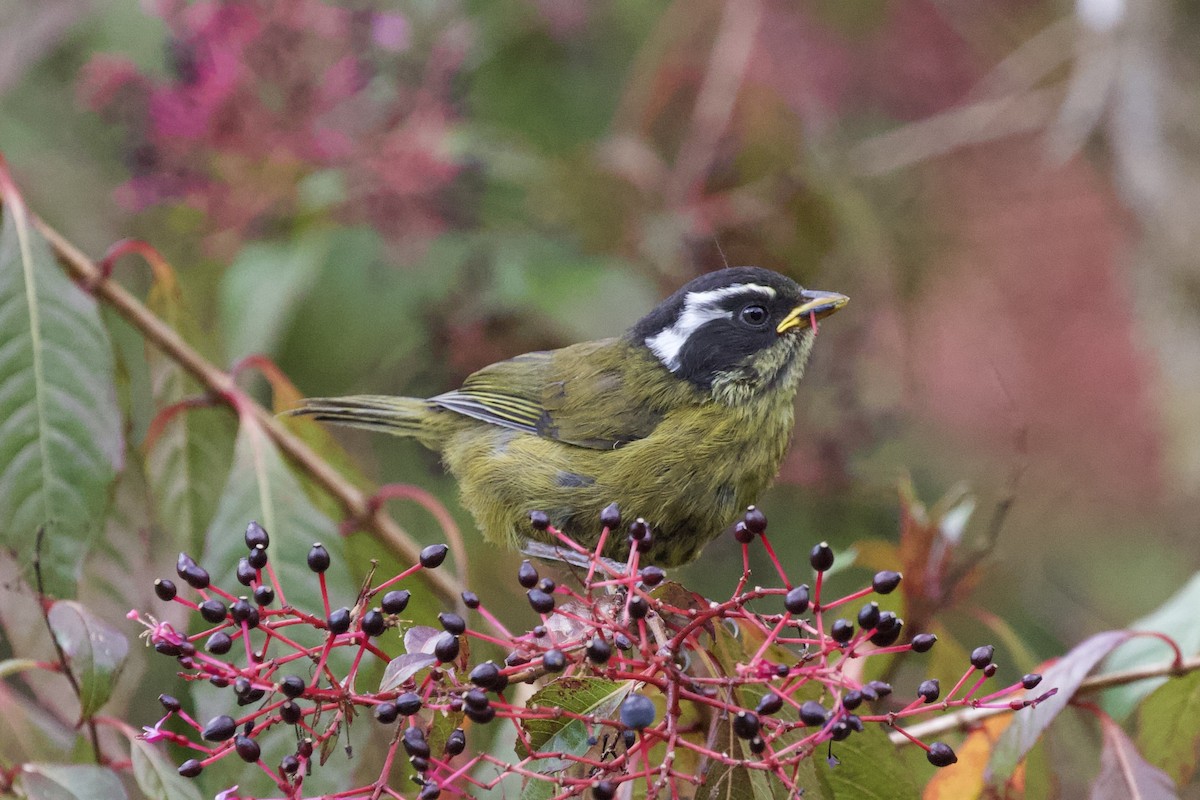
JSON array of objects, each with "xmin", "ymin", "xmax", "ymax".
[{"xmin": 644, "ymin": 282, "xmax": 776, "ymax": 371}]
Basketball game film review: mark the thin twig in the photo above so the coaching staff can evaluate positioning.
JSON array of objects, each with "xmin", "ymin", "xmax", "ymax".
[
  {"xmin": 18, "ymin": 203, "xmax": 464, "ymax": 611},
  {"xmin": 890, "ymin": 653, "xmax": 1200, "ymax": 744}
]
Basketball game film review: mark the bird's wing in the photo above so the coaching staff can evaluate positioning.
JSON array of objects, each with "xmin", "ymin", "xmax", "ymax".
[{"xmin": 430, "ymin": 339, "xmax": 666, "ymax": 450}]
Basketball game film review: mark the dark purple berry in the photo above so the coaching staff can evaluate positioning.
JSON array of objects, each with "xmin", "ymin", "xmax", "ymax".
[
  {"xmin": 465, "ymin": 702, "xmax": 495, "ymax": 723},
  {"xmin": 411, "ymin": 755, "xmax": 430, "ymax": 773},
  {"xmin": 749, "ymin": 735, "xmax": 766, "ymax": 754},
  {"xmin": 635, "ymin": 530, "xmax": 653, "ymax": 551},
  {"xmin": 461, "ymin": 591, "xmax": 480, "ymax": 609},
  {"xmin": 911, "ymin": 633, "xmax": 938, "ymax": 653},
  {"xmin": 280, "ymin": 675, "xmax": 305, "ymax": 698},
  {"xmin": 537, "ymin": 577, "xmax": 556, "ymax": 593},
  {"xmin": 587, "ymin": 636, "xmax": 612, "ymax": 664},
  {"xmin": 307, "ymin": 543, "xmax": 330, "ymax": 573},
  {"xmin": 396, "ymin": 692, "xmax": 422, "ymax": 716},
  {"xmin": 154, "ymin": 579, "xmax": 177, "ymax": 601},
  {"xmin": 970, "ymin": 645, "xmax": 995, "ymax": 670},
  {"xmin": 297, "ymin": 739, "xmax": 313, "ymax": 758},
  {"xmin": 181, "ymin": 564, "xmax": 210, "ymax": 590},
  {"xmin": 280, "ymin": 755, "xmax": 299, "ymax": 774},
  {"xmin": 517, "ymin": 560, "xmax": 538, "ymax": 589},
  {"xmin": 733, "ymin": 522, "xmax": 754, "ymax": 544},
  {"xmin": 533, "ymin": 625, "xmax": 548, "ymax": 638},
  {"xmin": 869, "ymin": 615, "xmax": 903, "ymax": 647},
  {"xmin": 809, "ymin": 542, "xmax": 834, "ymax": 572},
  {"xmin": 857, "ymin": 602, "xmax": 880, "ymax": 630},
  {"xmin": 755, "ymin": 692, "xmax": 783, "ymax": 716},
  {"xmin": 235, "ymin": 735, "xmax": 260, "ymax": 762},
  {"xmin": 831, "ymin": 619, "xmax": 854, "ymax": 643},
  {"xmin": 281, "ymin": 701, "xmax": 301, "ymax": 724},
  {"xmin": 419, "ymin": 782, "xmax": 441, "ymax": 800},
  {"xmin": 593, "ymin": 779, "xmax": 617, "ymax": 800},
  {"xmin": 527, "ymin": 589, "xmax": 554, "ymax": 614},
  {"xmin": 199, "ymin": 599, "xmax": 227, "ymax": 624},
  {"xmin": 984, "ymin": 663, "xmax": 998, "ymax": 678},
  {"xmin": 872, "ymin": 570, "xmax": 902, "ymax": 594},
  {"xmin": 784, "ymin": 585, "xmax": 810, "ymax": 615},
  {"xmin": 918, "ymin": 679, "xmax": 940, "ymax": 703},
  {"xmin": 381, "ymin": 589, "xmax": 410, "ymax": 614},
  {"xmin": 529, "ymin": 510, "xmax": 550, "ymax": 531},
  {"xmin": 205, "ymin": 631, "xmax": 232, "ymax": 654},
  {"xmin": 253, "ymin": 585, "xmax": 274, "ymax": 606},
  {"xmin": 639, "ymin": 566, "xmax": 665, "ymax": 587},
  {"xmin": 178, "ymin": 759, "xmax": 202, "ymax": 778},
  {"xmin": 543, "ymin": 649, "xmax": 566, "ymax": 672},
  {"xmin": 620, "ymin": 694, "xmax": 656, "ymax": 730},
  {"xmin": 158, "ymin": 693, "xmax": 181, "ymax": 712},
  {"xmin": 236, "ymin": 558, "xmax": 256, "ymax": 586},
  {"xmin": 464, "ymin": 689, "xmax": 489, "ymax": 710},
  {"xmin": 419, "ymin": 544, "xmax": 448, "ymax": 569},
  {"xmin": 403, "ymin": 726, "xmax": 430, "ymax": 759},
  {"xmin": 154, "ymin": 641, "xmax": 181, "ymax": 657},
  {"xmin": 744, "ymin": 506, "xmax": 767, "ymax": 535},
  {"xmin": 732, "ymin": 711, "xmax": 760, "ymax": 739},
  {"xmin": 927, "ymin": 742, "xmax": 958, "ymax": 767},
  {"xmin": 439, "ymin": 612, "xmax": 466, "ymax": 635},
  {"xmin": 867, "ymin": 680, "xmax": 892, "ymax": 697},
  {"xmin": 799, "ymin": 701, "xmax": 827, "ymax": 727},
  {"xmin": 614, "ymin": 634, "xmax": 632, "ymax": 650},
  {"xmin": 374, "ymin": 702, "xmax": 399, "ymax": 724},
  {"xmin": 445, "ymin": 728, "xmax": 466, "ymax": 756},
  {"xmin": 628, "ymin": 596, "xmax": 649, "ymax": 620},
  {"xmin": 842, "ymin": 690, "xmax": 863, "ymax": 711},
  {"xmin": 230, "ymin": 597, "xmax": 254, "ymax": 624},
  {"xmin": 175, "ymin": 552, "xmax": 196, "ymax": 577},
  {"xmin": 326, "ymin": 607, "xmax": 351, "ymax": 635},
  {"xmin": 470, "ymin": 662, "xmax": 501, "ymax": 689},
  {"xmin": 434, "ymin": 633, "xmax": 460, "ymax": 663},
  {"xmin": 600, "ymin": 503, "xmax": 621, "ymax": 529},
  {"xmin": 247, "ymin": 544, "xmax": 268, "ymax": 570},
  {"xmin": 1022, "ymin": 673, "xmax": 1043, "ymax": 690},
  {"xmin": 628, "ymin": 518, "xmax": 649, "ymax": 541},
  {"xmin": 244, "ymin": 521, "xmax": 269, "ymax": 549},
  {"xmin": 361, "ymin": 609, "xmax": 386, "ymax": 637},
  {"xmin": 202, "ymin": 715, "xmax": 236, "ymax": 742}
]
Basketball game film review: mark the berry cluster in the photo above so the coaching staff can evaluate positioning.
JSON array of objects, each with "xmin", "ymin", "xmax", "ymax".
[{"xmin": 131, "ymin": 511, "xmax": 1053, "ymax": 799}]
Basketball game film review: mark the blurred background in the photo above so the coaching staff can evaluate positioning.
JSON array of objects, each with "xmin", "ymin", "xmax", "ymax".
[{"xmin": 3, "ymin": 0, "xmax": 1199, "ymax": 721}]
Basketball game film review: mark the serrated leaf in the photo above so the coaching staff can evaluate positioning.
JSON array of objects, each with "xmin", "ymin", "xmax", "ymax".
[
  {"xmin": 1102, "ymin": 573, "xmax": 1200, "ymax": 720},
  {"xmin": 1136, "ymin": 669, "xmax": 1200, "ymax": 785},
  {"xmin": 816, "ymin": 724, "xmax": 921, "ymax": 800},
  {"xmin": 129, "ymin": 737, "xmax": 204, "ymax": 800},
  {"xmin": 518, "ymin": 677, "xmax": 632, "ymax": 766},
  {"xmin": 201, "ymin": 417, "xmax": 352, "ymax": 625},
  {"xmin": 989, "ymin": 630, "xmax": 1134, "ymax": 785},
  {"xmin": 46, "ymin": 600, "xmax": 129, "ymax": 719},
  {"xmin": 0, "ymin": 192, "xmax": 123, "ymax": 596},
  {"xmin": 19, "ymin": 763, "xmax": 128, "ymax": 800},
  {"xmin": 1091, "ymin": 713, "xmax": 1178, "ymax": 800}
]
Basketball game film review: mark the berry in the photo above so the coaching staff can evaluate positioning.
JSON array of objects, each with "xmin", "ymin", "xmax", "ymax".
[
  {"xmin": 419, "ymin": 544, "xmax": 449, "ymax": 569},
  {"xmin": 469, "ymin": 662, "xmax": 501, "ymax": 689},
  {"xmin": 831, "ymin": 619, "xmax": 854, "ymax": 643},
  {"xmin": 461, "ymin": 591, "xmax": 481, "ymax": 609},
  {"xmin": 381, "ymin": 589, "xmax": 411, "ymax": 614},
  {"xmin": 445, "ymin": 728, "xmax": 466, "ymax": 756},
  {"xmin": 749, "ymin": 735, "xmax": 766, "ymax": 754},
  {"xmin": 175, "ymin": 552, "xmax": 196, "ymax": 578},
  {"xmin": 361, "ymin": 609, "xmax": 386, "ymax": 637},
  {"xmin": 1022, "ymin": 673, "xmax": 1043, "ymax": 690},
  {"xmin": 614, "ymin": 634, "xmax": 632, "ymax": 650},
  {"xmin": 842, "ymin": 691, "xmax": 863, "ymax": 711},
  {"xmin": 620, "ymin": 694, "xmax": 656, "ymax": 730},
  {"xmin": 281, "ymin": 702, "xmax": 302, "ymax": 725},
  {"xmin": 799, "ymin": 701, "xmax": 827, "ymax": 727},
  {"xmin": 434, "ymin": 633, "xmax": 460, "ymax": 663},
  {"xmin": 517, "ymin": 560, "xmax": 539, "ymax": 589},
  {"xmin": 911, "ymin": 633, "xmax": 938, "ymax": 653},
  {"xmin": 866, "ymin": 680, "xmax": 893, "ymax": 698},
  {"xmin": 439, "ymin": 612, "xmax": 467, "ymax": 635},
  {"xmin": 280, "ymin": 675, "xmax": 306, "ymax": 699},
  {"xmin": 869, "ymin": 615, "xmax": 904, "ymax": 647},
  {"xmin": 537, "ymin": 577, "xmax": 556, "ymax": 593},
  {"xmin": 527, "ymin": 589, "xmax": 555, "ymax": 614},
  {"xmin": 628, "ymin": 596, "xmax": 650, "ymax": 619},
  {"xmin": 466, "ymin": 704, "xmax": 495, "ymax": 724},
  {"xmin": 543, "ymin": 649, "xmax": 566, "ymax": 672},
  {"xmin": 927, "ymin": 742, "xmax": 958, "ymax": 767},
  {"xmin": 529, "ymin": 510, "xmax": 550, "ymax": 531},
  {"xmin": 244, "ymin": 521, "xmax": 269, "ymax": 549},
  {"xmin": 280, "ymin": 755, "xmax": 299, "ymax": 774},
  {"xmin": 755, "ymin": 692, "xmax": 783, "ymax": 716},
  {"xmin": 205, "ymin": 632, "xmax": 232, "ymax": 654},
  {"xmin": 419, "ymin": 783, "xmax": 441, "ymax": 800},
  {"xmin": 307, "ymin": 543, "xmax": 330, "ymax": 573},
  {"xmin": 628, "ymin": 518, "xmax": 649, "ymax": 540},
  {"xmin": 202, "ymin": 715, "xmax": 236, "ymax": 742},
  {"xmin": 235, "ymin": 735, "xmax": 260, "ymax": 762},
  {"xmin": 327, "ymin": 607, "xmax": 351, "ymax": 635},
  {"xmin": 375, "ymin": 702, "xmax": 398, "ymax": 724},
  {"xmin": 810, "ymin": 542, "xmax": 834, "ymax": 572},
  {"xmin": 533, "ymin": 625, "xmax": 548, "ymax": 637},
  {"xmin": 600, "ymin": 502, "xmax": 621, "ymax": 530},
  {"xmin": 153, "ymin": 579, "xmax": 177, "ymax": 601},
  {"xmin": 593, "ymin": 779, "xmax": 617, "ymax": 800},
  {"xmin": 159, "ymin": 693, "xmax": 181, "ymax": 712},
  {"xmin": 297, "ymin": 739, "xmax": 313, "ymax": 758},
  {"xmin": 247, "ymin": 544, "xmax": 268, "ymax": 570},
  {"xmin": 396, "ymin": 692, "xmax": 422, "ymax": 716},
  {"xmin": 872, "ymin": 570, "xmax": 902, "ymax": 594},
  {"xmin": 857, "ymin": 602, "xmax": 880, "ymax": 630},
  {"xmin": 253, "ymin": 585, "xmax": 274, "ymax": 606},
  {"xmin": 230, "ymin": 598, "xmax": 254, "ymax": 623},
  {"xmin": 744, "ymin": 506, "xmax": 767, "ymax": 535},
  {"xmin": 178, "ymin": 759, "xmax": 202, "ymax": 778},
  {"xmin": 181, "ymin": 564, "xmax": 210, "ymax": 590},
  {"xmin": 970, "ymin": 645, "xmax": 995, "ymax": 670},
  {"xmin": 199, "ymin": 599, "xmax": 227, "ymax": 624},
  {"xmin": 984, "ymin": 663, "xmax": 998, "ymax": 678},
  {"xmin": 235, "ymin": 558, "xmax": 256, "ymax": 586},
  {"xmin": 918, "ymin": 679, "xmax": 940, "ymax": 703},
  {"xmin": 639, "ymin": 566, "xmax": 665, "ymax": 587},
  {"xmin": 732, "ymin": 711, "xmax": 760, "ymax": 740},
  {"xmin": 586, "ymin": 636, "xmax": 612, "ymax": 664},
  {"xmin": 733, "ymin": 522, "xmax": 754, "ymax": 544},
  {"xmin": 403, "ymin": 726, "xmax": 431, "ymax": 759},
  {"xmin": 784, "ymin": 585, "xmax": 810, "ymax": 615},
  {"xmin": 464, "ymin": 689, "xmax": 489, "ymax": 710}
]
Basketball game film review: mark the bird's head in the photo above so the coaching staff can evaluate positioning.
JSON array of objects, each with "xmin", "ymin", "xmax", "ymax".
[{"xmin": 629, "ymin": 267, "xmax": 847, "ymax": 404}]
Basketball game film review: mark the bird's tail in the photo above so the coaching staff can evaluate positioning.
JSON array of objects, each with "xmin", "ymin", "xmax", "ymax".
[{"xmin": 289, "ymin": 395, "xmax": 436, "ymax": 442}]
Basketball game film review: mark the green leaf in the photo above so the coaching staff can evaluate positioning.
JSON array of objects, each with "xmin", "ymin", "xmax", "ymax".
[
  {"xmin": 815, "ymin": 724, "xmax": 920, "ymax": 800},
  {"xmin": 47, "ymin": 600, "xmax": 129, "ymax": 719},
  {"xmin": 129, "ymin": 737, "xmax": 204, "ymax": 800},
  {"xmin": 518, "ymin": 676, "xmax": 632, "ymax": 767},
  {"xmin": 1102, "ymin": 573, "xmax": 1200, "ymax": 720},
  {"xmin": 0, "ymin": 194, "xmax": 123, "ymax": 595},
  {"xmin": 18, "ymin": 763, "xmax": 128, "ymax": 800},
  {"xmin": 201, "ymin": 417, "xmax": 352, "ymax": 625},
  {"xmin": 1136, "ymin": 669, "xmax": 1200, "ymax": 785}
]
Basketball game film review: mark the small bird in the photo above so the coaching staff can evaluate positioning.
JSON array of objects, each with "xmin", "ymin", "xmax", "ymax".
[{"xmin": 293, "ymin": 267, "xmax": 847, "ymax": 567}]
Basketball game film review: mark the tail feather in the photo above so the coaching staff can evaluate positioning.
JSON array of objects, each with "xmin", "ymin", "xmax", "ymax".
[{"xmin": 289, "ymin": 395, "xmax": 433, "ymax": 440}]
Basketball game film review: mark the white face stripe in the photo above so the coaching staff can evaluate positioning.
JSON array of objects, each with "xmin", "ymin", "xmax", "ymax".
[{"xmin": 645, "ymin": 283, "xmax": 777, "ymax": 371}]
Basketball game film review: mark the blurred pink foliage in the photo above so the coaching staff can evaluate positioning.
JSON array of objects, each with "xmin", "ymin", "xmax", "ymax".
[{"xmin": 78, "ymin": 0, "xmax": 463, "ymax": 257}]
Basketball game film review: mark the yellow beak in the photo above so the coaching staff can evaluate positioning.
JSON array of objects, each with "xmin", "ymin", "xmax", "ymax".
[{"xmin": 776, "ymin": 290, "xmax": 849, "ymax": 334}]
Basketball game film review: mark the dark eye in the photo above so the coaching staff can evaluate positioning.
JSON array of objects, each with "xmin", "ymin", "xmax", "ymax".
[{"xmin": 739, "ymin": 304, "xmax": 769, "ymax": 327}]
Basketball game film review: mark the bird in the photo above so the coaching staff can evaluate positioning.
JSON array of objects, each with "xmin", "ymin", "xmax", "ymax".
[{"xmin": 292, "ymin": 267, "xmax": 847, "ymax": 567}]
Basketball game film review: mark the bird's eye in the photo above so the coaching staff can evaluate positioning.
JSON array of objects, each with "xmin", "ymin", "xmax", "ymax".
[{"xmin": 739, "ymin": 304, "xmax": 769, "ymax": 327}]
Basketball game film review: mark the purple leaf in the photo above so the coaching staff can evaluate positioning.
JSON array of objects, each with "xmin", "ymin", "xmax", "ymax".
[{"xmin": 1090, "ymin": 714, "xmax": 1178, "ymax": 800}]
